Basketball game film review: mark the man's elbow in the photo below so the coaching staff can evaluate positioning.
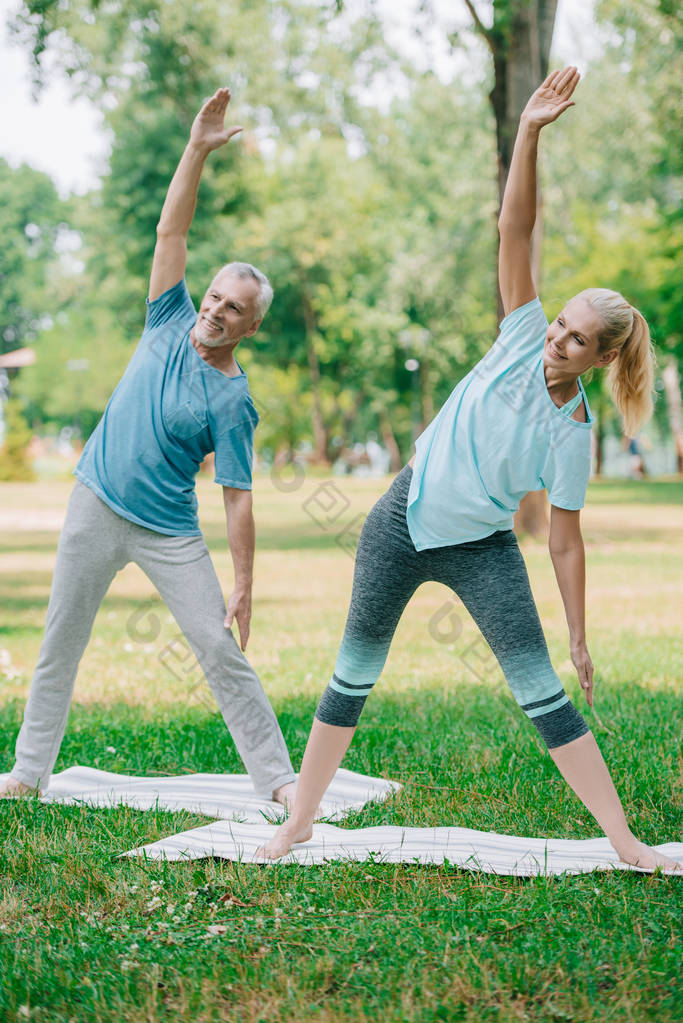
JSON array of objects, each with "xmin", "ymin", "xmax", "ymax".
[{"xmin": 223, "ymin": 486, "xmax": 252, "ymax": 507}]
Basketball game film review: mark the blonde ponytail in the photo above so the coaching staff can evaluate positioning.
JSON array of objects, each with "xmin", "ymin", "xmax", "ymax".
[{"xmin": 576, "ymin": 289, "xmax": 656, "ymax": 437}]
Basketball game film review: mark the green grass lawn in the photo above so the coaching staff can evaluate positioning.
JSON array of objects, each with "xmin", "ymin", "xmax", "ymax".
[{"xmin": 1, "ymin": 473, "xmax": 681, "ymax": 1022}]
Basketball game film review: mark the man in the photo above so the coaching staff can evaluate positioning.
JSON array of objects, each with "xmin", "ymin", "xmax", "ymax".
[{"xmin": 1, "ymin": 88, "xmax": 297, "ymax": 804}]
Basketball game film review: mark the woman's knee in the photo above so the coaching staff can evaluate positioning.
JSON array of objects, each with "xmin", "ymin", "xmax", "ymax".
[
  {"xmin": 315, "ymin": 684, "xmax": 368, "ymax": 728},
  {"xmin": 522, "ymin": 690, "xmax": 589, "ymax": 749}
]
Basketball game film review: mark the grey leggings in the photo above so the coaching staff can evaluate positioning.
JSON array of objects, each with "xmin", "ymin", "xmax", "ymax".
[
  {"xmin": 316, "ymin": 466, "xmax": 588, "ymax": 749},
  {"xmin": 12, "ymin": 480, "xmax": 295, "ymax": 797}
]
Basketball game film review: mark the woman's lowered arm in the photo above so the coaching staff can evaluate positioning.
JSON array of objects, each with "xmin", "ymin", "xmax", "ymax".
[{"xmin": 548, "ymin": 505, "xmax": 593, "ymax": 706}]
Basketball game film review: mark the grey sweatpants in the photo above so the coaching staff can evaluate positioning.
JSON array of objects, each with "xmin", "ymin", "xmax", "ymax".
[{"xmin": 12, "ymin": 480, "xmax": 295, "ymax": 798}]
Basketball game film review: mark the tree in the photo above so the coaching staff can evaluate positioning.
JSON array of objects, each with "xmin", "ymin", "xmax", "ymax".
[
  {"xmin": 11, "ymin": 0, "xmax": 411, "ymax": 457},
  {"xmin": 541, "ymin": 0, "xmax": 682, "ymax": 470},
  {"xmin": 0, "ymin": 398, "xmax": 34, "ymax": 481},
  {"xmin": 15, "ymin": 295, "xmax": 132, "ymax": 438},
  {"xmin": 0, "ymin": 158, "xmax": 65, "ymax": 359},
  {"xmin": 461, "ymin": 0, "xmax": 559, "ymax": 537},
  {"xmin": 593, "ymin": 0, "xmax": 683, "ymax": 469}
]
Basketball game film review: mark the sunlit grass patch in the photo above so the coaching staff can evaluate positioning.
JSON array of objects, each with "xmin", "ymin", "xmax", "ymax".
[{"xmin": 1, "ymin": 473, "xmax": 681, "ymax": 1021}]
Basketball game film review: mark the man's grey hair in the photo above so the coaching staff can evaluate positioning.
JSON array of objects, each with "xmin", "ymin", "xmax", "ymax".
[{"xmin": 214, "ymin": 261, "xmax": 274, "ymax": 320}]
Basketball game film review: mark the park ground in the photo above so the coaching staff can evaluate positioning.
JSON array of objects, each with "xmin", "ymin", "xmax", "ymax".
[{"xmin": 1, "ymin": 472, "xmax": 682, "ymax": 1022}]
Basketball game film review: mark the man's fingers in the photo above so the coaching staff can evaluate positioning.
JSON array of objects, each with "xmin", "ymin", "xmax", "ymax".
[
  {"xmin": 238, "ymin": 617, "xmax": 250, "ymax": 651},
  {"xmin": 202, "ymin": 88, "xmax": 231, "ymax": 114},
  {"xmin": 226, "ymin": 126, "xmax": 243, "ymax": 141}
]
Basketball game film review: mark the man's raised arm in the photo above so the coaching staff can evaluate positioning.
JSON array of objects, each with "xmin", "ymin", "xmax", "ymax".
[{"xmin": 149, "ymin": 88, "xmax": 243, "ymax": 303}]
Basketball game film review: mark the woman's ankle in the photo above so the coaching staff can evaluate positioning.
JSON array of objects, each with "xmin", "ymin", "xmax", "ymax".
[
  {"xmin": 607, "ymin": 828, "xmax": 638, "ymax": 857},
  {"xmin": 283, "ymin": 812, "xmax": 314, "ymax": 832}
]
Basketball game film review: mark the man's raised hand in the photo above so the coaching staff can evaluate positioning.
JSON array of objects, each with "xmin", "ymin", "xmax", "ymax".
[
  {"xmin": 190, "ymin": 88, "xmax": 243, "ymax": 153},
  {"xmin": 521, "ymin": 66, "xmax": 580, "ymax": 130}
]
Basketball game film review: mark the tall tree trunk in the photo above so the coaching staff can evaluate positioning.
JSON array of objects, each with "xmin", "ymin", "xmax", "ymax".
[
  {"xmin": 466, "ymin": 0, "xmax": 559, "ymax": 538},
  {"xmin": 595, "ymin": 415, "xmax": 605, "ymax": 477},
  {"xmin": 379, "ymin": 409, "xmax": 403, "ymax": 473},
  {"xmin": 301, "ymin": 288, "xmax": 330, "ymax": 465},
  {"xmin": 662, "ymin": 358, "xmax": 683, "ymax": 474},
  {"xmin": 420, "ymin": 355, "xmax": 433, "ymax": 433},
  {"xmin": 334, "ymin": 390, "xmax": 365, "ymax": 464}
]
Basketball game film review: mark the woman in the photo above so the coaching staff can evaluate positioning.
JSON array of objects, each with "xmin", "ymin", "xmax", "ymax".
[{"xmin": 260, "ymin": 68, "xmax": 680, "ymax": 870}]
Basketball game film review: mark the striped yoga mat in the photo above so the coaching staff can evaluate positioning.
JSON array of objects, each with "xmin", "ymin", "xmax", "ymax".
[
  {"xmin": 5, "ymin": 766, "xmax": 679, "ymax": 875},
  {"xmin": 0, "ymin": 765, "xmax": 400, "ymax": 823},
  {"xmin": 123, "ymin": 819, "xmax": 683, "ymax": 876}
]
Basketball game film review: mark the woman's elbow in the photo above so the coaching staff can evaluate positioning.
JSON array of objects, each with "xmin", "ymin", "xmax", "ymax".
[{"xmin": 548, "ymin": 535, "xmax": 584, "ymax": 558}]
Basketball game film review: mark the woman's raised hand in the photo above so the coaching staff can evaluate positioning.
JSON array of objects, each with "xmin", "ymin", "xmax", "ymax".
[
  {"xmin": 189, "ymin": 87, "xmax": 243, "ymax": 153},
  {"xmin": 521, "ymin": 66, "xmax": 580, "ymax": 129}
]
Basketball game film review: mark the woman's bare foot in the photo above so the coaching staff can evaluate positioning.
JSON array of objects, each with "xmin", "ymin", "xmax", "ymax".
[
  {"xmin": 256, "ymin": 818, "xmax": 314, "ymax": 860},
  {"xmin": 615, "ymin": 838, "xmax": 683, "ymax": 872},
  {"xmin": 0, "ymin": 777, "xmax": 43, "ymax": 799}
]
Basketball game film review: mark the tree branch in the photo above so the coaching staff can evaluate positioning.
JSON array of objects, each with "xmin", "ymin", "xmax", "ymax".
[{"xmin": 462, "ymin": 0, "xmax": 495, "ymax": 55}]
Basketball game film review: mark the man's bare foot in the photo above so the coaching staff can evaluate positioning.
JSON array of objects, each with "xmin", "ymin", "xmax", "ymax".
[
  {"xmin": 271, "ymin": 782, "xmax": 324, "ymax": 818},
  {"xmin": 615, "ymin": 838, "xmax": 683, "ymax": 872},
  {"xmin": 0, "ymin": 777, "xmax": 43, "ymax": 799},
  {"xmin": 256, "ymin": 818, "xmax": 314, "ymax": 860},
  {"xmin": 272, "ymin": 781, "xmax": 297, "ymax": 811}
]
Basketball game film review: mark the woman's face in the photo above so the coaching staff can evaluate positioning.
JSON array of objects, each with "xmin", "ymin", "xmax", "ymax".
[{"xmin": 543, "ymin": 297, "xmax": 616, "ymax": 376}]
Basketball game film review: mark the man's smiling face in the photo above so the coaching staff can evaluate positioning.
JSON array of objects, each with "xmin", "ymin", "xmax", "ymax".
[{"xmin": 194, "ymin": 270, "xmax": 262, "ymax": 348}]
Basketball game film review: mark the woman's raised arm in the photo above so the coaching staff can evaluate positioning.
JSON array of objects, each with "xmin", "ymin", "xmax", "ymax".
[{"xmin": 498, "ymin": 67, "xmax": 580, "ymax": 317}]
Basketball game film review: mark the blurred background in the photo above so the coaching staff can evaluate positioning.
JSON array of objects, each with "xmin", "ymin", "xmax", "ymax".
[{"xmin": 0, "ymin": 0, "xmax": 680, "ymax": 488}]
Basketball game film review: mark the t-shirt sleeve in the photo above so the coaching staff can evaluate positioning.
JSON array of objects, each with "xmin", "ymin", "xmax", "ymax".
[
  {"xmin": 540, "ymin": 435, "xmax": 592, "ymax": 511},
  {"xmin": 497, "ymin": 297, "xmax": 548, "ymax": 360},
  {"xmin": 145, "ymin": 278, "xmax": 196, "ymax": 330},
  {"xmin": 213, "ymin": 398, "xmax": 259, "ymax": 490}
]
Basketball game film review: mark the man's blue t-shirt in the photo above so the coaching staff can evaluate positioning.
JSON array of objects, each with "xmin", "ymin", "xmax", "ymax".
[{"xmin": 75, "ymin": 279, "xmax": 259, "ymax": 536}]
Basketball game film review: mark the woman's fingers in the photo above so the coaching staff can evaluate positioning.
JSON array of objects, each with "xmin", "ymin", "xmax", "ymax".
[
  {"xmin": 584, "ymin": 660, "xmax": 594, "ymax": 707},
  {"xmin": 573, "ymin": 650, "xmax": 594, "ymax": 706},
  {"xmin": 564, "ymin": 70, "xmax": 581, "ymax": 98},
  {"xmin": 551, "ymin": 100, "xmax": 575, "ymax": 120},
  {"xmin": 555, "ymin": 65, "xmax": 576, "ymax": 93}
]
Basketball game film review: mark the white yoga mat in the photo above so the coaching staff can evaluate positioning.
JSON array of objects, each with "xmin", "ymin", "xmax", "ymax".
[
  {"xmin": 123, "ymin": 819, "xmax": 683, "ymax": 877},
  {"xmin": 0, "ymin": 765, "xmax": 400, "ymax": 823}
]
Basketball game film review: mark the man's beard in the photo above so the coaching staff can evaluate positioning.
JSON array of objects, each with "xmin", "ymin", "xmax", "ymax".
[{"xmin": 195, "ymin": 321, "xmax": 229, "ymax": 348}]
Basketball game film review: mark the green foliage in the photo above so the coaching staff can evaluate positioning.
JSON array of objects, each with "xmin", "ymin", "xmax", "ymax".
[
  {"xmin": 14, "ymin": 295, "xmax": 132, "ymax": 437},
  {"xmin": 5, "ymin": 0, "xmax": 682, "ymax": 458},
  {"xmin": 543, "ymin": 0, "xmax": 682, "ymax": 356},
  {"xmin": 0, "ymin": 158, "xmax": 65, "ymax": 353},
  {"xmin": 0, "ymin": 474, "xmax": 681, "ymax": 1020},
  {"xmin": 238, "ymin": 353, "xmax": 312, "ymax": 459},
  {"xmin": 0, "ymin": 398, "xmax": 35, "ymax": 481}
]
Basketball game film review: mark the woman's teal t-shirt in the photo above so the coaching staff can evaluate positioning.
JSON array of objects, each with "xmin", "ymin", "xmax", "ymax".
[
  {"xmin": 406, "ymin": 297, "xmax": 593, "ymax": 551},
  {"xmin": 75, "ymin": 279, "xmax": 259, "ymax": 536}
]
